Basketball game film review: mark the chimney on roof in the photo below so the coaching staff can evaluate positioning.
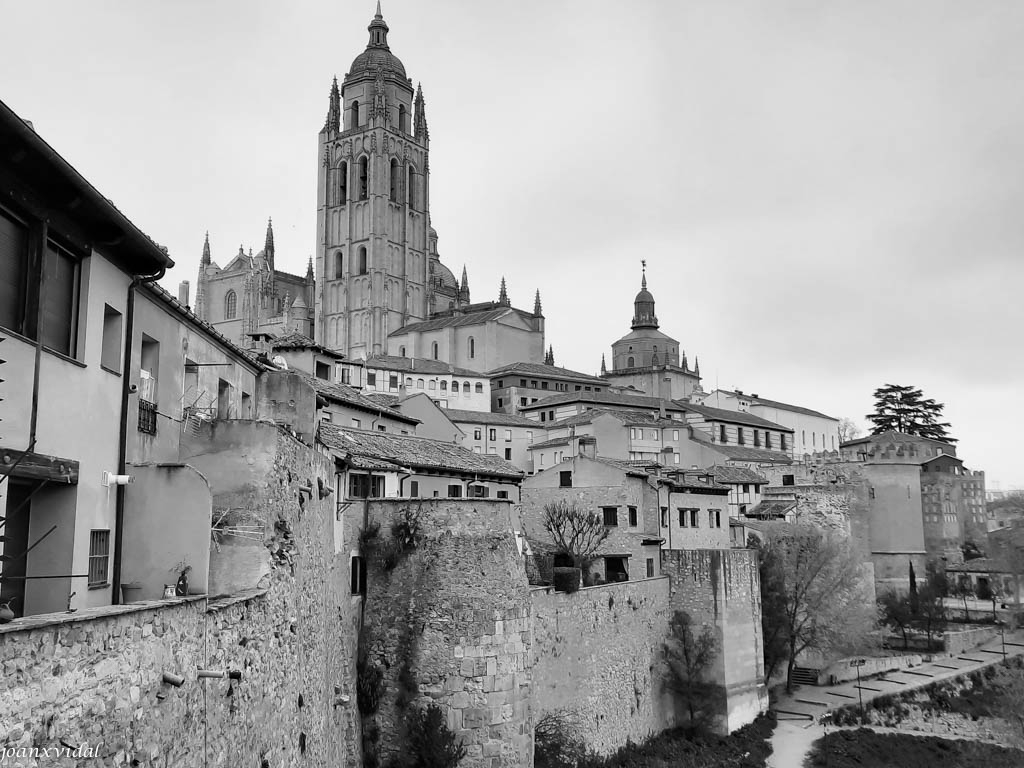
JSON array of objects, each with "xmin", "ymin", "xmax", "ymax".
[
  {"xmin": 659, "ymin": 401, "xmax": 666, "ymax": 419},
  {"xmin": 736, "ymin": 389, "xmax": 744, "ymax": 396},
  {"xmin": 178, "ymin": 280, "xmax": 190, "ymax": 308},
  {"xmin": 579, "ymin": 435, "xmax": 597, "ymax": 460},
  {"xmin": 751, "ymin": 393, "xmax": 758, "ymax": 398}
]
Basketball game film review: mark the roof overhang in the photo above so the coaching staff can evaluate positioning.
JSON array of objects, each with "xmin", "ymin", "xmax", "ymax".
[{"xmin": 0, "ymin": 100, "xmax": 173, "ymax": 276}]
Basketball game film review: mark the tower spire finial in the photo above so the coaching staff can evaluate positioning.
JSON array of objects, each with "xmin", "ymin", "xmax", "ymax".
[
  {"xmin": 600, "ymin": 353, "xmax": 607, "ymax": 375},
  {"xmin": 533, "ymin": 289, "xmax": 543, "ymax": 317},
  {"xmin": 201, "ymin": 231, "xmax": 211, "ymax": 265},
  {"xmin": 641, "ymin": 259, "xmax": 647, "ymax": 290},
  {"xmin": 498, "ymin": 276, "xmax": 509, "ymax": 305},
  {"xmin": 375, "ymin": 0, "xmax": 382, "ymax": 18}
]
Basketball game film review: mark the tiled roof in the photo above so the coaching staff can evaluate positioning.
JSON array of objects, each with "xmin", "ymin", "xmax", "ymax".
[
  {"xmin": 390, "ymin": 306, "xmax": 534, "ymax": 336},
  {"xmin": 527, "ymin": 437, "xmax": 570, "ymax": 450},
  {"xmin": 744, "ymin": 502, "xmax": 796, "ymax": 520},
  {"xmin": 297, "ymin": 373, "xmax": 419, "ymax": 424},
  {"xmin": 141, "ymin": 282, "xmax": 262, "ymax": 370},
  {"xmin": 840, "ymin": 430, "xmax": 954, "ymax": 449},
  {"xmin": 272, "ymin": 331, "xmax": 344, "ymax": 358},
  {"xmin": 442, "ymin": 408, "xmax": 538, "ymax": 427},
  {"xmin": 679, "ymin": 402, "xmax": 793, "ymax": 432},
  {"xmin": 520, "ymin": 390, "xmax": 683, "ymax": 413},
  {"xmin": 364, "ymin": 393, "xmax": 401, "ymax": 408},
  {"xmin": 689, "ymin": 430, "xmax": 793, "ymax": 464},
  {"xmin": 318, "ymin": 423, "xmax": 523, "ymax": 479},
  {"xmin": 364, "ymin": 355, "xmax": 481, "ymax": 377},
  {"xmin": 486, "ymin": 361, "xmax": 604, "ymax": 384},
  {"xmin": 713, "ymin": 390, "xmax": 836, "ymax": 421},
  {"xmin": 704, "ymin": 466, "xmax": 769, "ymax": 485}
]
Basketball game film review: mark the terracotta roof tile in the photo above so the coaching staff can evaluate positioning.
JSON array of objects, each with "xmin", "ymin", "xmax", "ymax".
[{"xmin": 318, "ymin": 423, "xmax": 524, "ymax": 479}]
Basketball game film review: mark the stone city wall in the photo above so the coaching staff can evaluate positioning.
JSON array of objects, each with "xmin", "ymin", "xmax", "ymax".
[
  {"xmin": 1, "ymin": 422, "xmax": 356, "ymax": 768},
  {"xmin": 530, "ymin": 577, "xmax": 676, "ymax": 754},
  {"xmin": 359, "ymin": 498, "xmax": 532, "ymax": 768},
  {"xmin": 660, "ymin": 549, "xmax": 768, "ymax": 732}
]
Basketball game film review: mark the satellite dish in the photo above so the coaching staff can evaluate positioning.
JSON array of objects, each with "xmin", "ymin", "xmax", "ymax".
[{"xmin": 272, "ymin": 355, "xmax": 289, "ymax": 370}]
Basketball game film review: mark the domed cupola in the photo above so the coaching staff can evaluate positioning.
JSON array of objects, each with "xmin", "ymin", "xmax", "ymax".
[
  {"xmin": 631, "ymin": 261, "xmax": 659, "ymax": 330},
  {"xmin": 348, "ymin": 3, "xmax": 407, "ymax": 80}
]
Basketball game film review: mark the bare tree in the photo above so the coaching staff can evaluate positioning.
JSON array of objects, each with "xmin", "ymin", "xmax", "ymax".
[
  {"xmin": 662, "ymin": 610, "xmax": 722, "ymax": 731},
  {"xmin": 542, "ymin": 500, "xmax": 609, "ymax": 569},
  {"xmin": 837, "ymin": 417, "xmax": 861, "ymax": 444},
  {"xmin": 762, "ymin": 524, "xmax": 878, "ymax": 692}
]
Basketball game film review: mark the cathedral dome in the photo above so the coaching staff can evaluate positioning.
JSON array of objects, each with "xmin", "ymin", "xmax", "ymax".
[
  {"xmin": 349, "ymin": 48, "xmax": 407, "ymax": 80},
  {"xmin": 433, "ymin": 261, "xmax": 459, "ymax": 290},
  {"xmin": 348, "ymin": 5, "xmax": 407, "ymax": 81}
]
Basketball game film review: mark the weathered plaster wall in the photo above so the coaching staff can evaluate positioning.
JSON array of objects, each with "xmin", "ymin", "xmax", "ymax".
[
  {"xmin": 530, "ymin": 578, "xmax": 676, "ymax": 754},
  {"xmin": 122, "ymin": 462, "xmax": 212, "ymax": 601},
  {"xmin": 360, "ymin": 498, "xmax": 532, "ymax": 768}
]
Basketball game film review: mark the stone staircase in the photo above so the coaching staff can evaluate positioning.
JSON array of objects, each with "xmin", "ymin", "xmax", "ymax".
[{"xmin": 790, "ymin": 666, "xmax": 819, "ymax": 686}]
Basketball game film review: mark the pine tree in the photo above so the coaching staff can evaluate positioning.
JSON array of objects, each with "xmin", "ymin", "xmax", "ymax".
[{"xmin": 865, "ymin": 383, "xmax": 956, "ymax": 443}]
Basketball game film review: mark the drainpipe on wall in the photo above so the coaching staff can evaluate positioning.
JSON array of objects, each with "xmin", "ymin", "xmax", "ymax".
[{"xmin": 112, "ymin": 267, "xmax": 165, "ymax": 605}]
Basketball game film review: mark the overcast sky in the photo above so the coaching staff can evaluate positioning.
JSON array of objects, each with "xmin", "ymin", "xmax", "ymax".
[{"xmin": 3, "ymin": 1, "xmax": 1022, "ymax": 487}]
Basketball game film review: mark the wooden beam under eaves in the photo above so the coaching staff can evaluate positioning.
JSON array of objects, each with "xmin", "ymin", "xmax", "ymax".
[{"xmin": 0, "ymin": 449, "xmax": 79, "ymax": 484}]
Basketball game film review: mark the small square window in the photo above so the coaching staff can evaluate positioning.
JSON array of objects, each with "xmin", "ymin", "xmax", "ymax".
[
  {"xmin": 602, "ymin": 507, "xmax": 618, "ymax": 526},
  {"xmin": 559, "ymin": 471, "xmax": 572, "ymax": 488}
]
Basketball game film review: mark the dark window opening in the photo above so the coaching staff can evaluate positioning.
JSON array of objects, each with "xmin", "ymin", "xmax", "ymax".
[
  {"xmin": 602, "ymin": 506, "xmax": 618, "ymax": 526},
  {"xmin": 389, "ymin": 158, "xmax": 400, "ymax": 203},
  {"xmin": 138, "ymin": 399, "xmax": 157, "ymax": 435},
  {"xmin": 358, "ymin": 156, "xmax": 368, "ymax": 200},
  {"xmin": 409, "ymin": 480, "xmax": 419, "ymax": 497},
  {"xmin": 646, "ymin": 558, "xmax": 655, "ymax": 578},
  {"xmin": 559, "ymin": 471, "xmax": 572, "ymax": 487},
  {"xmin": 447, "ymin": 484, "xmax": 463, "ymax": 498},
  {"xmin": 349, "ymin": 474, "xmax": 384, "ymax": 498},
  {"xmin": 315, "ymin": 361, "xmax": 331, "ymax": 380},
  {"xmin": 605, "ymin": 556, "xmax": 628, "ymax": 582},
  {"xmin": 88, "ymin": 529, "xmax": 110, "ymax": 588},
  {"xmin": 782, "ymin": 474, "xmax": 795, "ymax": 486},
  {"xmin": 357, "ymin": 246, "xmax": 368, "ymax": 275},
  {"xmin": 628, "ymin": 506, "xmax": 638, "ymax": 526},
  {"xmin": 339, "ymin": 161, "xmax": 348, "ymax": 204},
  {"xmin": 350, "ymin": 555, "xmax": 366, "ymax": 595},
  {"xmin": 224, "ymin": 290, "xmax": 237, "ymax": 319}
]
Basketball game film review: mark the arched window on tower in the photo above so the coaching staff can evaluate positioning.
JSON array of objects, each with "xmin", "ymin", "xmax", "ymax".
[
  {"xmin": 224, "ymin": 290, "xmax": 237, "ymax": 320},
  {"xmin": 338, "ymin": 161, "xmax": 348, "ymax": 204},
  {"xmin": 468, "ymin": 337, "xmax": 475, "ymax": 359},
  {"xmin": 398, "ymin": 104, "xmax": 407, "ymax": 133},
  {"xmin": 407, "ymin": 167, "xmax": 416, "ymax": 209},
  {"xmin": 349, "ymin": 100, "xmax": 360, "ymax": 129},
  {"xmin": 334, "ymin": 251, "xmax": 344, "ymax": 279},
  {"xmin": 390, "ymin": 158, "xmax": 400, "ymax": 203},
  {"xmin": 431, "ymin": 341, "xmax": 439, "ymax": 360},
  {"xmin": 357, "ymin": 246, "xmax": 368, "ymax": 275},
  {"xmin": 358, "ymin": 157, "xmax": 368, "ymax": 200},
  {"xmin": 627, "ymin": 356, "xmax": 635, "ymax": 367}
]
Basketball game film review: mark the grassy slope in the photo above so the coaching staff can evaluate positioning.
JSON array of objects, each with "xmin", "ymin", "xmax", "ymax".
[{"xmin": 805, "ymin": 729, "xmax": 1024, "ymax": 768}]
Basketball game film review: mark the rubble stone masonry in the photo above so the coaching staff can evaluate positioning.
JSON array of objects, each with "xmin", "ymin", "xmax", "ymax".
[{"xmin": 360, "ymin": 498, "xmax": 533, "ymax": 768}]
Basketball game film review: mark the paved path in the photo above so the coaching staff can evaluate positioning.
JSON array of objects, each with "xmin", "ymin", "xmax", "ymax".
[{"xmin": 766, "ymin": 629, "xmax": 1024, "ymax": 767}]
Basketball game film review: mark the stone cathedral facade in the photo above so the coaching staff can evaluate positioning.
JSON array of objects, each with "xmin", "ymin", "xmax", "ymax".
[{"xmin": 314, "ymin": 6, "xmax": 545, "ymax": 367}]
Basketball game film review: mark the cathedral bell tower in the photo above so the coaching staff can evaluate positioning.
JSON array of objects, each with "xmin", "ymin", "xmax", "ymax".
[{"xmin": 316, "ymin": 3, "xmax": 432, "ymax": 359}]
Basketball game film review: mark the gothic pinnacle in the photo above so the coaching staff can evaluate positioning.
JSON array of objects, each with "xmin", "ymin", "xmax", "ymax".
[
  {"xmin": 533, "ymin": 289, "xmax": 543, "ymax": 316},
  {"xmin": 498, "ymin": 277, "xmax": 509, "ymax": 305},
  {"xmin": 201, "ymin": 231, "xmax": 211, "ymax": 264},
  {"xmin": 601, "ymin": 354, "xmax": 607, "ymax": 375}
]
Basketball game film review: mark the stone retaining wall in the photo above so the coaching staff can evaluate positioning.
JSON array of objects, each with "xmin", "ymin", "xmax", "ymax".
[{"xmin": 1, "ymin": 422, "xmax": 356, "ymax": 768}]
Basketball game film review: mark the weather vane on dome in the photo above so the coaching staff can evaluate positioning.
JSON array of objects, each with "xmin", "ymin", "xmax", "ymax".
[{"xmin": 641, "ymin": 259, "xmax": 647, "ymax": 287}]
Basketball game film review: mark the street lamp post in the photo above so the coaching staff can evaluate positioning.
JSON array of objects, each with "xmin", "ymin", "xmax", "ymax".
[{"xmin": 852, "ymin": 658, "xmax": 866, "ymax": 719}]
